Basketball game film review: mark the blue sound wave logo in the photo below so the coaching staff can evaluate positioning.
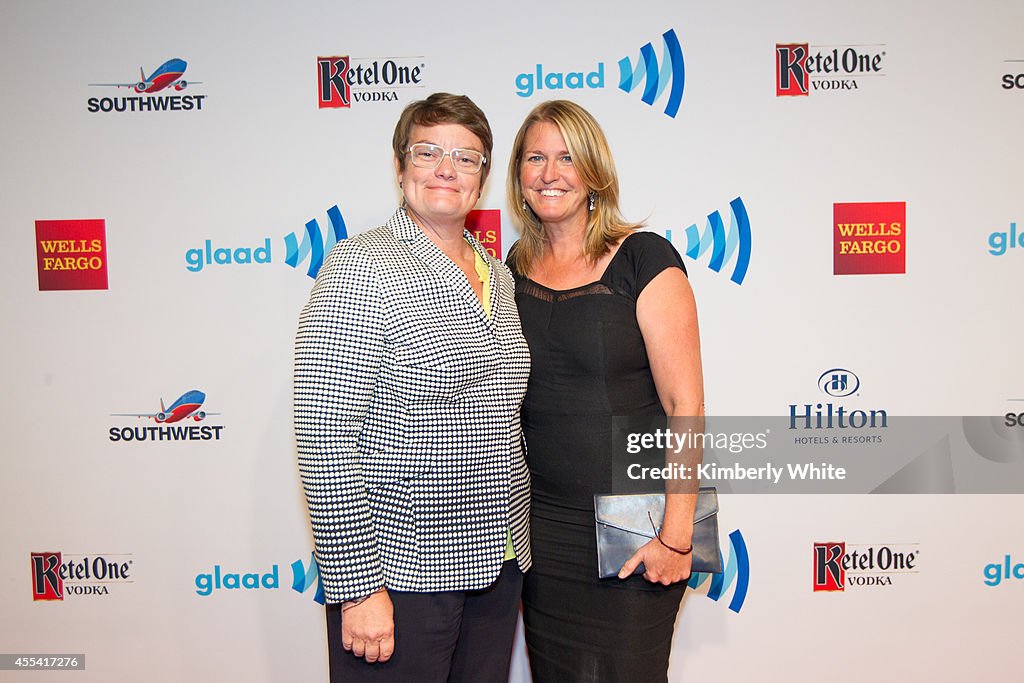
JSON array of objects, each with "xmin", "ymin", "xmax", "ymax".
[
  {"xmin": 665, "ymin": 197, "xmax": 752, "ymax": 285},
  {"xmin": 284, "ymin": 205, "xmax": 348, "ymax": 279},
  {"xmin": 689, "ymin": 529, "xmax": 749, "ymax": 613},
  {"xmin": 290, "ymin": 553, "xmax": 325, "ymax": 604},
  {"xmin": 618, "ymin": 29, "xmax": 685, "ymax": 118}
]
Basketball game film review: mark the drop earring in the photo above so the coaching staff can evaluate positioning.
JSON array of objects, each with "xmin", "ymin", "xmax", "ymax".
[{"xmin": 588, "ymin": 191, "xmax": 596, "ymax": 212}]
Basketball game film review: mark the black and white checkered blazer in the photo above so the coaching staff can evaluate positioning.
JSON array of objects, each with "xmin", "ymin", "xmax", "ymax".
[{"xmin": 294, "ymin": 208, "xmax": 532, "ymax": 604}]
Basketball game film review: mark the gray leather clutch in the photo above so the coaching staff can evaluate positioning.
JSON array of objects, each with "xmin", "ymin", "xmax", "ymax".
[{"xmin": 594, "ymin": 487, "xmax": 723, "ymax": 579}]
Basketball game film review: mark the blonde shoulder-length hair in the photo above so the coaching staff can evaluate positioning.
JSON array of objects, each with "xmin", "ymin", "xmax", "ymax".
[{"xmin": 506, "ymin": 100, "xmax": 642, "ymax": 276}]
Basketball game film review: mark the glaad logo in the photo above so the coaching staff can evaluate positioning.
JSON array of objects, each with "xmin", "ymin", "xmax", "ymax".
[
  {"xmin": 194, "ymin": 565, "xmax": 280, "ymax": 596},
  {"xmin": 31, "ymin": 552, "xmax": 134, "ymax": 600},
  {"xmin": 285, "ymin": 205, "xmax": 348, "ymax": 279},
  {"xmin": 813, "ymin": 541, "xmax": 919, "ymax": 591},
  {"xmin": 988, "ymin": 222, "xmax": 1023, "ymax": 255},
  {"xmin": 818, "ymin": 368, "xmax": 859, "ymax": 398},
  {"xmin": 185, "ymin": 239, "xmax": 272, "ymax": 272},
  {"xmin": 183, "ymin": 205, "xmax": 347, "ymax": 279},
  {"xmin": 663, "ymin": 197, "xmax": 751, "ymax": 285},
  {"xmin": 983, "ymin": 556, "xmax": 1024, "ymax": 586},
  {"xmin": 291, "ymin": 553, "xmax": 325, "ymax": 604},
  {"xmin": 515, "ymin": 28, "xmax": 686, "ymax": 119},
  {"xmin": 776, "ymin": 43, "xmax": 886, "ymax": 97},
  {"xmin": 108, "ymin": 389, "xmax": 224, "ymax": 443},
  {"xmin": 318, "ymin": 55, "xmax": 425, "ymax": 108},
  {"xmin": 192, "ymin": 557, "xmax": 328, "ymax": 599},
  {"xmin": 88, "ymin": 58, "xmax": 206, "ymax": 113},
  {"xmin": 688, "ymin": 529, "xmax": 749, "ymax": 613},
  {"xmin": 514, "ymin": 64, "xmax": 605, "ymax": 99},
  {"xmin": 618, "ymin": 29, "xmax": 685, "ymax": 118}
]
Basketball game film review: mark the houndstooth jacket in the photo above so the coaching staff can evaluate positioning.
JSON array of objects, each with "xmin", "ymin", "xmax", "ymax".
[{"xmin": 294, "ymin": 208, "xmax": 532, "ymax": 604}]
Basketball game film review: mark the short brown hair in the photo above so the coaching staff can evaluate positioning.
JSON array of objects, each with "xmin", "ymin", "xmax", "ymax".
[{"xmin": 392, "ymin": 92, "xmax": 494, "ymax": 185}]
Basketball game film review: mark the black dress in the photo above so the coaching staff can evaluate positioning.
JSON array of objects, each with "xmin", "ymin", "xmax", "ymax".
[{"xmin": 511, "ymin": 232, "xmax": 689, "ymax": 683}]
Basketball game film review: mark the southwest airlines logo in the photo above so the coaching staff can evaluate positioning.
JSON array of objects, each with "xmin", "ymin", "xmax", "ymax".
[
  {"xmin": 291, "ymin": 553, "xmax": 325, "ymax": 604},
  {"xmin": 90, "ymin": 58, "xmax": 199, "ymax": 93},
  {"xmin": 515, "ymin": 28, "xmax": 686, "ymax": 119},
  {"xmin": 284, "ymin": 205, "xmax": 348, "ymax": 279},
  {"xmin": 87, "ymin": 58, "xmax": 207, "ymax": 113},
  {"xmin": 112, "ymin": 389, "xmax": 218, "ymax": 424},
  {"xmin": 688, "ymin": 529, "xmax": 749, "ymax": 613},
  {"xmin": 108, "ymin": 389, "xmax": 225, "ymax": 443},
  {"xmin": 663, "ymin": 197, "xmax": 752, "ymax": 285}
]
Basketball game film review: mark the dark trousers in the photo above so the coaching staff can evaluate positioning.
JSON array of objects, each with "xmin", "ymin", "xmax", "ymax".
[{"xmin": 326, "ymin": 560, "xmax": 523, "ymax": 682}]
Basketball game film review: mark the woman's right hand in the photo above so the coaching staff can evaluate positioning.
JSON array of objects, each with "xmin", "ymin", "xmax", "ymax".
[{"xmin": 341, "ymin": 590, "xmax": 395, "ymax": 663}]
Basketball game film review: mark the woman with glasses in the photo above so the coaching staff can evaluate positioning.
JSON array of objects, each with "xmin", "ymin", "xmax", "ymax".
[
  {"xmin": 294, "ymin": 92, "xmax": 531, "ymax": 682},
  {"xmin": 507, "ymin": 100, "xmax": 704, "ymax": 682}
]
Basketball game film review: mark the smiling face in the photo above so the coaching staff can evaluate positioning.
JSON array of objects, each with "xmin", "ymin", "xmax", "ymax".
[
  {"xmin": 519, "ymin": 121, "xmax": 589, "ymax": 233},
  {"xmin": 395, "ymin": 123, "xmax": 484, "ymax": 231}
]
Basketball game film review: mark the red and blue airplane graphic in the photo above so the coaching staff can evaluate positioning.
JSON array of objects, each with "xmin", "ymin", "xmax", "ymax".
[
  {"xmin": 112, "ymin": 390, "xmax": 218, "ymax": 423},
  {"xmin": 90, "ymin": 58, "xmax": 200, "ymax": 93}
]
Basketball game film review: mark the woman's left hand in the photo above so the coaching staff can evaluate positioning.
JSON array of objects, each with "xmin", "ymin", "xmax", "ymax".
[{"xmin": 618, "ymin": 537, "xmax": 693, "ymax": 585}]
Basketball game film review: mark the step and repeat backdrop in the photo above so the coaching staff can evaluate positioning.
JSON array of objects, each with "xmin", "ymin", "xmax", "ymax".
[{"xmin": 2, "ymin": 0, "xmax": 1023, "ymax": 680}]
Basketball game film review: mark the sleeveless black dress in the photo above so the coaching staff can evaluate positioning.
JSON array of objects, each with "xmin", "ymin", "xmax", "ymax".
[{"xmin": 510, "ymin": 232, "xmax": 689, "ymax": 683}]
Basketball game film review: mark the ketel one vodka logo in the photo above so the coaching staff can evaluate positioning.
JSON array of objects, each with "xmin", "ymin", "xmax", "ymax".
[
  {"xmin": 776, "ymin": 43, "xmax": 886, "ymax": 96},
  {"xmin": 318, "ymin": 55, "xmax": 425, "ymax": 108},
  {"xmin": 31, "ymin": 552, "xmax": 134, "ymax": 600},
  {"xmin": 813, "ymin": 542, "xmax": 919, "ymax": 591}
]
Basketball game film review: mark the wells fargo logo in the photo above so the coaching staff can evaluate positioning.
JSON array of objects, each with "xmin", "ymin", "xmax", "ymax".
[
  {"xmin": 35, "ymin": 219, "xmax": 109, "ymax": 290},
  {"xmin": 466, "ymin": 209, "xmax": 501, "ymax": 259},
  {"xmin": 833, "ymin": 202, "xmax": 905, "ymax": 275}
]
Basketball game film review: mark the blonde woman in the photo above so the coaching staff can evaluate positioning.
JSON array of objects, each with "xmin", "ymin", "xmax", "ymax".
[{"xmin": 507, "ymin": 100, "xmax": 704, "ymax": 682}]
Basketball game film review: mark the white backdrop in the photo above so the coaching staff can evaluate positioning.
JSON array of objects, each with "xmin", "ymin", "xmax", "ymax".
[{"xmin": 2, "ymin": 1, "xmax": 1023, "ymax": 680}]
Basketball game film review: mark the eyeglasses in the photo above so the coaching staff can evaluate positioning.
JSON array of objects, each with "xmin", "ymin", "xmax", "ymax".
[{"xmin": 407, "ymin": 143, "xmax": 487, "ymax": 174}]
